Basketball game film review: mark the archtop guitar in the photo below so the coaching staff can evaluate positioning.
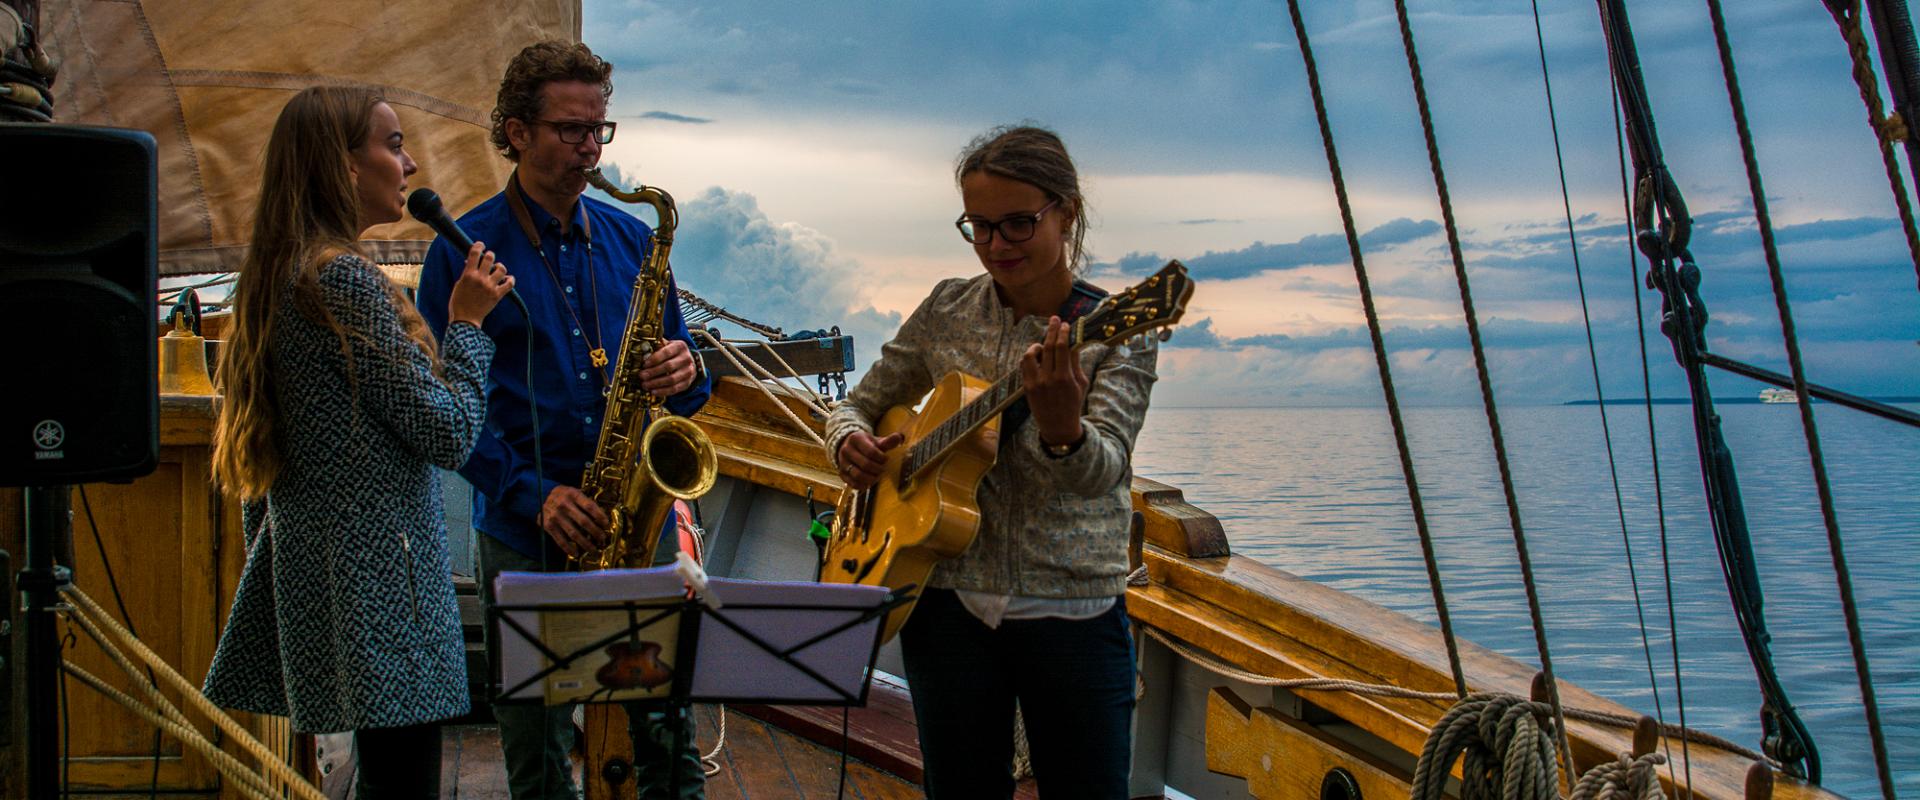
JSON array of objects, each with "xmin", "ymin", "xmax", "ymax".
[{"xmin": 823, "ymin": 260, "xmax": 1194, "ymax": 642}]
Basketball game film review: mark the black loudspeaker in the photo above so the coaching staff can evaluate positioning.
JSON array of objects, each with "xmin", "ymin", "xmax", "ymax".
[{"xmin": 0, "ymin": 124, "xmax": 158, "ymax": 486}]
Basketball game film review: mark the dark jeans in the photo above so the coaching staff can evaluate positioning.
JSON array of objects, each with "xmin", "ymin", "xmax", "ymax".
[
  {"xmin": 354, "ymin": 721, "xmax": 442, "ymax": 800},
  {"xmin": 477, "ymin": 530, "xmax": 705, "ymax": 800},
  {"xmin": 900, "ymin": 588, "xmax": 1135, "ymax": 799}
]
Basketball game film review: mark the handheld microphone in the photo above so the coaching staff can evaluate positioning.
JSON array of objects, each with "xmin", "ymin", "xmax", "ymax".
[{"xmin": 406, "ymin": 188, "xmax": 528, "ymax": 317}]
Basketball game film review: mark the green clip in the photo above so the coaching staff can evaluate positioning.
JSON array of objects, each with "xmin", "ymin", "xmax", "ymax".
[{"xmin": 807, "ymin": 519, "xmax": 833, "ymax": 542}]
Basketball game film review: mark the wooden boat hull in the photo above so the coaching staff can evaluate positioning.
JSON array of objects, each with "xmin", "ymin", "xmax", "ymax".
[{"xmin": 0, "ymin": 377, "xmax": 1843, "ymax": 800}]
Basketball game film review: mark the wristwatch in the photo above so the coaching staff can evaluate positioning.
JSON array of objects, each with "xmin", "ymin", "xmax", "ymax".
[{"xmin": 1043, "ymin": 432, "xmax": 1085, "ymax": 459}]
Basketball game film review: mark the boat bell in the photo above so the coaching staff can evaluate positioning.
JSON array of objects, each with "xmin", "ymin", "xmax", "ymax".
[{"xmin": 157, "ymin": 290, "xmax": 215, "ymax": 395}]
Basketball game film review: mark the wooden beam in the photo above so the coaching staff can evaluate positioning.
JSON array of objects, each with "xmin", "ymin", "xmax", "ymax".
[
  {"xmin": 1207, "ymin": 686, "xmax": 1413, "ymax": 800},
  {"xmin": 1131, "ymin": 476, "xmax": 1228, "ymax": 558},
  {"xmin": 698, "ymin": 335, "xmax": 855, "ymax": 380}
]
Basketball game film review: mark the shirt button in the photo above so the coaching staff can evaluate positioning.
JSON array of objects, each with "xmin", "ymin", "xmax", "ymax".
[
  {"xmin": 565, "ymin": 286, "xmax": 575, "ymax": 294},
  {"xmin": 579, "ymin": 371, "xmax": 588, "ymax": 380},
  {"xmin": 585, "ymin": 416, "xmax": 595, "ymax": 424},
  {"xmin": 560, "ymin": 244, "xmax": 569, "ymax": 253},
  {"xmin": 572, "ymin": 328, "xmax": 581, "ymax": 337}
]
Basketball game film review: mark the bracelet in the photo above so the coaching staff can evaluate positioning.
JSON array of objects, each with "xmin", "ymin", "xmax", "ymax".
[{"xmin": 1042, "ymin": 432, "xmax": 1085, "ymax": 459}]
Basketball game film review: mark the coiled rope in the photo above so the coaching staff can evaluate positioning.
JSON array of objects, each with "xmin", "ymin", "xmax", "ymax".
[
  {"xmin": 1411, "ymin": 693, "xmax": 1561, "ymax": 800},
  {"xmin": 1571, "ymin": 752, "xmax": 1669, "ymax": 800}
]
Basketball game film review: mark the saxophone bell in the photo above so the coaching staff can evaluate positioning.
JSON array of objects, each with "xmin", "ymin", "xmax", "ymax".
[{"xmin": 589, "ymin": 413, "xmax": 718, "ymax": 570}]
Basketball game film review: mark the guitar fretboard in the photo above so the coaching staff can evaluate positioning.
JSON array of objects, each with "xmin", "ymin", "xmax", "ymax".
[
  {"xmin": 883, "ymin": 261, "xmax": 1189, "ymax": 485},
  {"xmin": 898, "ymin": 368, "xmax": 1029, "ymax": 483}
]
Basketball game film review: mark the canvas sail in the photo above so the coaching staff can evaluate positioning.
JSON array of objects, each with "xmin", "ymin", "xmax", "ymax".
[{"xmin": 39, "ymin": 0, "xmax": 580, "ymax": 275}]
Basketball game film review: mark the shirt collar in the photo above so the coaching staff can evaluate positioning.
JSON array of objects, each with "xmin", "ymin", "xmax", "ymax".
[{"xmin": 506, "ymin": 171, "xmax": 593, "ymax": 248}]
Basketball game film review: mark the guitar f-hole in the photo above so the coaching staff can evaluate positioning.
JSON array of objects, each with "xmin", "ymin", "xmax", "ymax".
[{"xmin": 854, "ymin": 532, "xmax": 890, "ymax": 582}]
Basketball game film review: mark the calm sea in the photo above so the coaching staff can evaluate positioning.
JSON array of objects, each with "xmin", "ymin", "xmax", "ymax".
[{"xmin": 1131, "ymin": 404, "xmax": 1918, "ymax": 798}]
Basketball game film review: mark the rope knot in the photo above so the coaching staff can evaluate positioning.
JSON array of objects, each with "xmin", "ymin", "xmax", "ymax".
[{"xmin": 1877, "ymin": 111, "xmax": 1910, "ymax": 144}]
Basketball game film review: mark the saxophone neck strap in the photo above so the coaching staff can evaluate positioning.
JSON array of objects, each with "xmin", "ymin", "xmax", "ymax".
[
  {"xmin": 505, "ymin": 170, "xmax": 593, "ymax": 251},
  {"xmin": 505, "ymin": 171, "xmax": 612, "ymax": 371}
]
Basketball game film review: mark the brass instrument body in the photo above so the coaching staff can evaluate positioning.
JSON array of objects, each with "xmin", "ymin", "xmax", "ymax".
[{"xmin": 576, "ymin": 168, "xmax": 717, "ymax": 570}]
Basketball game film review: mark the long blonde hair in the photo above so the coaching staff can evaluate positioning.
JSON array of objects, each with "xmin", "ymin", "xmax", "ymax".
[{"xmin": 213, "ymin": 86, "xmax": 439, "ymax": 500}]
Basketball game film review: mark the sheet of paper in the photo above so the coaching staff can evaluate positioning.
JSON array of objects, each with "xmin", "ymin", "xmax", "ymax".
[{"xmin": 493, "ymin": 567, "xmax": 687, "ymax": 701}]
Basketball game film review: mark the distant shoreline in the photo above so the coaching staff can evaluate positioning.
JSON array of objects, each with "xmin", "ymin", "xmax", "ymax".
[
  {"xmin": 1564, "ymin": 396, "xmax": 1920, "ymax": 406},
  {"xmin": 1150, "ymin": 399, "xmax": 1920, "ymax": 409}
]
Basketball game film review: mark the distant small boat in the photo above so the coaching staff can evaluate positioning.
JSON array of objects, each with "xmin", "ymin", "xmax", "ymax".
[{"xmin": 1761, "ymin": 387, "xmax": 1801, "ymax": 404}]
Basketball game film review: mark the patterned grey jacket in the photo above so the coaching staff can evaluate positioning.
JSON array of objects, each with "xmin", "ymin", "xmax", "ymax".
[
  {"xmin": 203, "ymin": 254, "xmax": 494, "ymax": 733},
  {"xmin": 825, "ymin": 274, "xmax": 1158, "ymax": 598}
]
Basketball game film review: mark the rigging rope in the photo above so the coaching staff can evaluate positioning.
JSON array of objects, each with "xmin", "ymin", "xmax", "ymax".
[
  {"xmin": 678, "ymin": 288, "xmax": 784, "ymax": 339},
  {"xmin": 1703, "ymin": 2, "xmax": 1898, "ymax": 796},
  {"xmin": 689, "ymin": 327, "xmax": 829, "ymax": 448},
  {"xmin": 1822, "ymin": 0, "xmax": 1920, "ymax": 295},
  {"xmin": 1389, "ymin": 5, "xmax": 1576, "ymax": 790},
  {"xmin": 715, "ymin": 335, "xmax": 836, "ymax": 417},
  {"xmin": 1280, "ymin": 0, "xmax": 1469, "ymax": 702},
  {"xmin": 1594, "ymin": 0, "xmax": 1821, "ymax": 779},
  {"xmin": 1526, "ymin": 5, "xmax": 1683, "ymax": 796},
  {"xmin": 1611, "ymin": 67, "xmax": 1698, "ymax": 798}
]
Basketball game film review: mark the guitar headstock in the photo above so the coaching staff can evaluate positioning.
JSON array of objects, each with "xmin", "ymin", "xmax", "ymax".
[{"xmin": 1074, "ymin": 260, "xmax": 1194, "ymax": 347}]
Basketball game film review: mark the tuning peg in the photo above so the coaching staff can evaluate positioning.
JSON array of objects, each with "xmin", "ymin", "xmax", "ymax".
[{"xmin": 1158, "ymin": 329, "xmax": 1173, "ymax": 343}]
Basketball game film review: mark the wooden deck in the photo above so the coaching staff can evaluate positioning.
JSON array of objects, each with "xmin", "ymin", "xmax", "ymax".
[{"xmin": 433, "ymin": 705, "xmax": 926, "ymax": 800}]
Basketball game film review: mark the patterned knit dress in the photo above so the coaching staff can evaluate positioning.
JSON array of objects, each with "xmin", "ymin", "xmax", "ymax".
[{"xmin": 203, "ymin": 254, "xmax": 494, "ymax": 733}]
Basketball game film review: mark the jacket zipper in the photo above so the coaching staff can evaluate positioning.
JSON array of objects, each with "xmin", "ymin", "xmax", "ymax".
[{"xmin": 402, "ymin": 531, "xmax": 422, "ymax": 623}]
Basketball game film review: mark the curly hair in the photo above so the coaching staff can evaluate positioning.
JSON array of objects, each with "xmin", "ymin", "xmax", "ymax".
[
  {"xmin": 955, "ymin": 124, "xmax": 1091, "ymax": 272},
  {"xmin": 490, "ymin": 40, "xmax": 614, "ymax": 161}
]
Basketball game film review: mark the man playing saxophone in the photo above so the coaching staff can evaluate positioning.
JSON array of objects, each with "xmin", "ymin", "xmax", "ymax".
[{"xmin": 416, "ymin": 40, "xmax": 710, "ymax": 800}]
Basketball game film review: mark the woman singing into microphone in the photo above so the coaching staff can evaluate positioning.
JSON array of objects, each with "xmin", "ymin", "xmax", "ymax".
[{"xmin": 203, "ymin": 86, "xmax": 514, "ymax": 798}]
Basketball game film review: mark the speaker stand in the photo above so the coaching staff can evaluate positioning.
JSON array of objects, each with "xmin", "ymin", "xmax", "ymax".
[{"xmin": 21, "ymin": 485, "xmax": 73, "ymax": 800}]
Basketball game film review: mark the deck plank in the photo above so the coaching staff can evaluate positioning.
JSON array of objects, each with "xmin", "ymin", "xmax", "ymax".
[
  {"xmin": 447, "ymin": 725, "xmax": 513, "ymax": 800},
  {"xmin": 435, "ymin": 704, "xmax": 924, "ymax": 799}
]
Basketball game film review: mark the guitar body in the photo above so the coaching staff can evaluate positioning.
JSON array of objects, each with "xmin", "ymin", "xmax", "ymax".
[
  {"xmin": 595, "ymin": 639, "xmax": 674, "ymax": 691},
  {"xmin": 822, "ymin": 371, "xmax": 1001, "ymax": 643}
]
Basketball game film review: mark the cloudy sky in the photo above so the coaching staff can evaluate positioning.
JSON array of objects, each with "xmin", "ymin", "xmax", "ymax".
[{"xmin": 580, "ymin": 0, "xmax": 1919, "ymax": 407}]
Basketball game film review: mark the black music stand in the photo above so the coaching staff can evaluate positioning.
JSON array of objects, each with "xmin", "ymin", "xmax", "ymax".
[{"xmin": 487, "ymin": 567, "xmax": 913, "ymax": 798}]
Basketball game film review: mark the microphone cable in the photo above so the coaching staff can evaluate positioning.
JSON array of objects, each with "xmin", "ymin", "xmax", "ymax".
[{"xmin": 406, "ymin": 188, "xmax": 552, "ymax": 567}]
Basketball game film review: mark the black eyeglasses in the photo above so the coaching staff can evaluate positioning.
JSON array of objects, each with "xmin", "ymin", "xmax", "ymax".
[
  {"xmin": 532, "ymin": 118, "xmax": 617, "ymax": 145},
  {"xmin": 955, "ymin": 199, "xmax": 1059, "ymax": 244}
]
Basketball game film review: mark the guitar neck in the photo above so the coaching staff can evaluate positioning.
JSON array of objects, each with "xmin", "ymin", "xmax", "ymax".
[{"xmin": 900, "ymin": 329, "xmax": 1093, "ymax": 482}]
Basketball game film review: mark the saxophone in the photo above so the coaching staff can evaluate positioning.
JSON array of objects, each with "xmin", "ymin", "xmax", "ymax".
[{"xmin": 575, "ymin": 168, "xmax": 718, "ymax": 570}]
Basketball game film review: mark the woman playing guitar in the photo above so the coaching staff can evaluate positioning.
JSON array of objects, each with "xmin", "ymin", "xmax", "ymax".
[{"xmin": 826, "ymin": 125, "xmax": 1157, "ymax": 799}]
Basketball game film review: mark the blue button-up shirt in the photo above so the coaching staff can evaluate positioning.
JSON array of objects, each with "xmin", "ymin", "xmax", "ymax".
[{"xmin": 417, "ymin": 185, "xmax": 710, "ymax": 560}]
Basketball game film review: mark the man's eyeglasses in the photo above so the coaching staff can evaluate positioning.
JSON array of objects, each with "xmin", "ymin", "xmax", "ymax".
[
  {"xmin": 532, "ymin": 118, "xmax": 617, "ymax": 145},
  {"xmin": 955, "ymin": 200, "xmax": 1059, "ymax": 245}
]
